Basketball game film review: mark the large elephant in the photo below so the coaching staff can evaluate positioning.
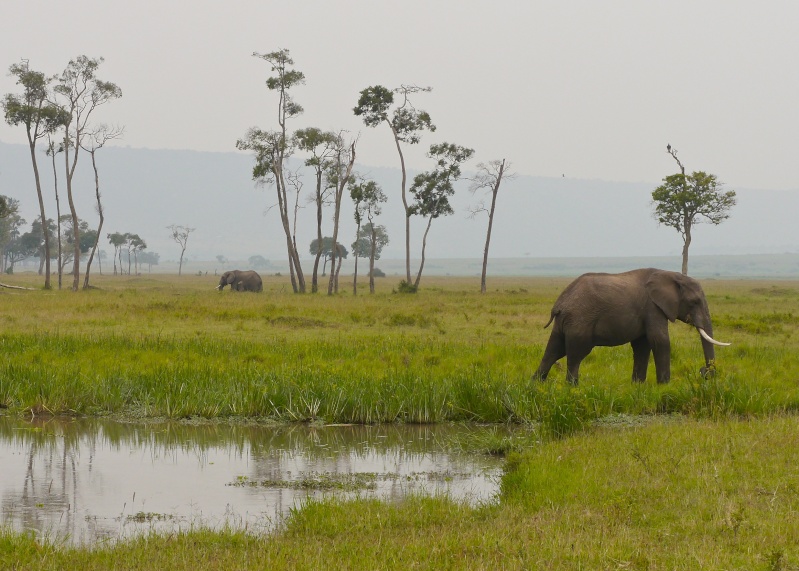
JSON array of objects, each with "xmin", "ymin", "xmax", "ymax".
[
  {"xmin": 216, "ymin": 270, "xmax": 263, "ymax": 292},
  {"xmin": 533, "ymin": 268, "xmax": 729, "ymax": 384}
]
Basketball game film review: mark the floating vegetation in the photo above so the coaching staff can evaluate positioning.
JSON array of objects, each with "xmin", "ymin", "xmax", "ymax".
[
  {"xmin": 228, "ymin": 470, "xmax": 476, "ymax": 491},
  {"xmin": 125, "ymin": 512, "xmax": 175, "ymax": 523}
]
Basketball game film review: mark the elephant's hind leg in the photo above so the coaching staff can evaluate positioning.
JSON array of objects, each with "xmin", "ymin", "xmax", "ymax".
[
  {"xmin": 565, "ymin": 337, "xmax": 592, "ymax": 385},
  {"xmin": 534, "ymin": 331, "xmax": 566, "ymax": 381},
  {"xmin": 630, "ymin": 336, "xmax": 651, "ymax": 382}
]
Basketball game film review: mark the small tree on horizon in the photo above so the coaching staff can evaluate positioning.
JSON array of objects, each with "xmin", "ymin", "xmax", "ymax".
[
  {"xmin": 167, "ymin": 224, "xmax": 194, "ymax": 276},
  {"xmin": 468, "ymin": 158, "xmax": 514, "ymax": 293},
  {"xmin": 652, "ymin": 145, "xmax": 736, "ymax": 275},
  {"xmin": 350, "ymin": 176, "xmax": 387, "ymax": 295}
]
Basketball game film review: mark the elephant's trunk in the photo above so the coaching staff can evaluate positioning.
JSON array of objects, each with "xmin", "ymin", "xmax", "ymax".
[{"xmin": 697, "ymin": 325, "xmax": 729, "ymax": 377}]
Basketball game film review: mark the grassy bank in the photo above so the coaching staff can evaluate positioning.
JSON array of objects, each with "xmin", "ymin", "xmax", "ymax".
[
  {"xmin": 4, "ymin": 415, "xmax": 799, "ymax": 569},
  {"xmin": 3, "ymin": 273, "xmax": 799, "ymax": 568},
  {"xmin": 1, "ymin": 273, "xmax": 798, "ymax": 430}
]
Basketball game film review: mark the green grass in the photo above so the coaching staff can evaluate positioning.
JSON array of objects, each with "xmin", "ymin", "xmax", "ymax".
[
  {"xmin": 2, "ymin": 273, "xmax": 799, "ymax": 568},
  {"xmin": 4, "ymin": 415, "xmax": 799, "ymax": 569},
  {"xmin": 1, "ymin": 273, "xmax": 798, "ymax": 430}
]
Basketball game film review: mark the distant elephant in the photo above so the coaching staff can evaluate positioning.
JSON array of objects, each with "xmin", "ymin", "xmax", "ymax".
[
  {"xmin": 533, "ymin": 268, "xmax": 730, "ymax": 384},
  {"xmin": 216, "ymin": 270, "xmax": 263, "ymax": 292}
]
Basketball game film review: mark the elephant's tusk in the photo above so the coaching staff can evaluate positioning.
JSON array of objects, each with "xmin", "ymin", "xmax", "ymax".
[{"xmin": 698, "ymin": 328, "xmax": 731, "ymax": 347}]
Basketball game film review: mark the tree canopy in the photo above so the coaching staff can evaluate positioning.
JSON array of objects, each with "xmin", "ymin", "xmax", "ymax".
[{"xmin": 652, "ymin": 170, "xmax": 736, "ymax": 274}]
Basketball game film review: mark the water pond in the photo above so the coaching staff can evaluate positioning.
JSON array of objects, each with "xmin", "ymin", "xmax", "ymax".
[{"xmin": 0, "ymin": 416, "xmax": 513, "ymax": 546}]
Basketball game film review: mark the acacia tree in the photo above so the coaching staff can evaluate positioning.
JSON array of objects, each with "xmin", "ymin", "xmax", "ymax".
[
  {"xmin": 237, "ymin": 49, "xmax": 307, "ymax": 293},
  {"xmin": 293, "ymin": 127, "xmax": 337, "ymax": 292},
  {"xmin": 408, "ymin": 143, "xmax": 474, "ymax": 290},
  {"xmin": 167, "ymin": 224, "xmax": 194, "ymax": 276},
  {"xmin": 127, "ymin": 234, "xmax": 146, "ymax": 275},
  {"xmin": 350, "ymin": 177, "xmax": 387, "ymax": 295},
  {"xmin": 81, "ymin": 124, "xmax": 123, "ymax": 289},
  {"xmin": 652, "ymin": 145, "xmax": 736, "ymax": 275},
  {"xmin": 107, "ymin": 232, "xmax": 126, "ymax": 274},
  {"xmin": 309, "ymin": 237, "xmax": 346, "ymax": 277},
  {"xmin": 2, "ymin": 60, "xmax": 67, "ymax": 289},
  {"xmin": 353, "ymin": 84, "xmax": 435, "ymax": 283},
  {"xmin": 468, "ymin": 159, "xmax": 514, "ymax": 293},
  {"xmin": 352, "ymin": 223, "xmax": 389, "ymax": 295},
  {"xmin": 53, "ymin": 55, "xmax": 122, "ymax": 291}
]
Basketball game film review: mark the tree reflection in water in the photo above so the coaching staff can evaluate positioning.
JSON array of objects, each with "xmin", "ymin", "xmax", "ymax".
[{"xmin": 0, "ymin": 417, "xmax": 509, "ymax": 545}]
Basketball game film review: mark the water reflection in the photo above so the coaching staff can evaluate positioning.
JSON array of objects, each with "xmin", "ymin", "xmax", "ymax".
[{"xmin": 0, "ymin": 416, "xmax": 507, "ymax": 545}]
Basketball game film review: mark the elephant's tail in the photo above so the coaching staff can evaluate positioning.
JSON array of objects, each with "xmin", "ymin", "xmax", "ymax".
[{"xmin": 543, "ymin": 310, "xmax": 559, "ymax": 329}]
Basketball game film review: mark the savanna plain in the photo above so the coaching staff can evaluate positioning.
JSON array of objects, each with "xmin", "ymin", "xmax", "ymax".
[{"xmin": 2, "ymin": 272, "xmax": 799, "ymax": 570}]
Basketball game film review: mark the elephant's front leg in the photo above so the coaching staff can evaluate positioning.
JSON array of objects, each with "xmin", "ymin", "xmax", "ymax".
[
  {"xmin": 649, "ymin": 332, "xmax": 671, "ymax": 383},
  {"xmin": 630, "ymin": 336, "xmax": 651, "ymax": 382}
]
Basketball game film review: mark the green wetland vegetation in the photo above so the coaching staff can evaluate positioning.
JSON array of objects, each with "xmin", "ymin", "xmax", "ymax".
[{"xmin": 2, "ymin": 272, "xmax": 799, "ymax": 569}]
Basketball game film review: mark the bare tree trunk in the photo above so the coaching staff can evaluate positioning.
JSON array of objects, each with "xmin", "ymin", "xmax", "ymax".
[
  {"xmin": 83, "ymin": 149, "xmax": 104, "ymax": 289},
  {"xmin": 352, "ymin": 218, "xmax": 361, "ymax": 296},
  {"xmin": 413, "ymin": 215, "xmax": 435, "ymax": 290},
  {"xmin": 49, "ymin": 145, "xmax": 64, "ymax": 289},
  {"xmin": 64, "ymin": 140, "xmax": 81, "ymax": 292},
  {"xmin": 312, "ymin": 171, "xmax": 324, "ymax": 293},
  {"xmin": 480, "ymin": 159, "xmax": 505, "ymax": 294},
  {"xmin": 387, "ymin": 122, "xmax": 412, "ymax": 284},
  {"xmin": 178, "ymin": 247, "xmax": 185, "ymax": 275},
  {"xmin": 334, "ymin": 254, "xmax": 343, "ymax": 293},
  {"xmin": 369, "ymin": 225, "xmax": 377, "ymax": 294},
  {"xmin": 682, "ymin": 222, "xmax": 692, "ymax": 275},
  {"xmin": 327, "ymin": 141, "xmax": 356, "ymax": 296},
  {"xmin": 27, "ymin": 137, "xmax": 51, "ymax": 289}
]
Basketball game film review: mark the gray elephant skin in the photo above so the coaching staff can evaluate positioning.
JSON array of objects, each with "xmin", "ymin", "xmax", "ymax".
[
  {"xmin": 216, "ymin": 270, "xmax": 263, "ymax": 292},
  {"xmin": 533, "ymin": 268, "xmax": 729, "ymax": 384}
]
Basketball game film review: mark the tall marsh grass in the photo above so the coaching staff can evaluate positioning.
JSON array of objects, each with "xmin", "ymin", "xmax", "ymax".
[{"xmin": 0, "ymin": 273, "xmax": 797, "ymax": 430}]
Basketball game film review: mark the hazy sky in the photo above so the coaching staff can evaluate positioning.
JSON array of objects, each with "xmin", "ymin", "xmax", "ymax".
[{"xmin": 2, "ymin": 0, "xmax": 798, "ymax": 191}]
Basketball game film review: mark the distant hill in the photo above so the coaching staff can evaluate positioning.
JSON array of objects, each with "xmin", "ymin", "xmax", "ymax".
[{"xmin": 1, "ymin": 141, "xmax": 797, "ymax": 277}]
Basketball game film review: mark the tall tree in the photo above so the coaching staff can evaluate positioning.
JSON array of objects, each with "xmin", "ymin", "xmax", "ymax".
[
  {"xmin": 349, "ymin": 177, "xmax": 387, "ymax": 295},
  {"xmin": 293, "ymin": 127, "xmax": 337, "ymax": 292},
  {"xmin": 2, "ymin": 60, "xmax": 68, "ymax": 289},
  {"xmin": 53, "ymin": 55, "xmax": 122, "ymax": 291},
  {"xmin": 354, "ymin": 84, "xmax": 435, "ymax": 283},
  {"xmin": 468, "ymin": 159, "xmax": 514, "ymax": 293},
  {"xmin": 237, "ymin": 49, "xmax": 307, "ymax": 293},
  {"xmin": 408, "ymin": 143, "xmax": 474, "ymax": 290},
  {"xmin": 167, "ymin": 225, "xmax": 194, "ymax": 276},
  {"xmin": 652, "ymin": 145, "xmax": 737, "ymax": 275},
  {"xmin": 81, "ymin": 124, "xmax": 123, "ymax": 289}
]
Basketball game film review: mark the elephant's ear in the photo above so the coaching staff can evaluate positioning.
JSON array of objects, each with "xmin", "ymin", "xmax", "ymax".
[{"xmin": 646, "ymin": 272, "xmax": 679, "ymax": 322}]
